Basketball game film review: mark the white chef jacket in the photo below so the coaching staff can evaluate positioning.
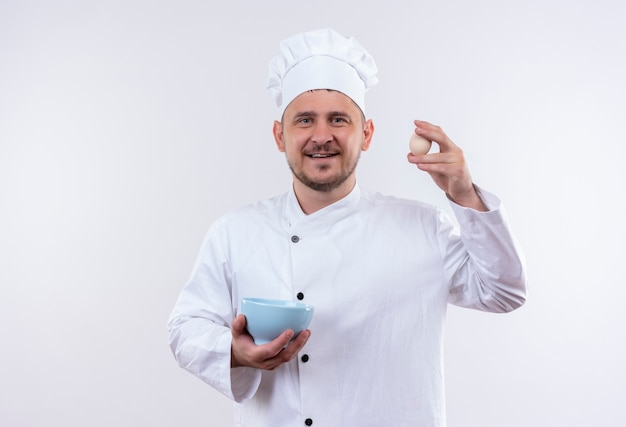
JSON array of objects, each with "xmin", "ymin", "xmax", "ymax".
[{"xmin": 168, "ymin": 184, "xmax": 527, "ymax": 427}]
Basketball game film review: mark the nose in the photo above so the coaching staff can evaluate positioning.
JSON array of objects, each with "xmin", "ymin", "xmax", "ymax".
[{"xmin": 310, "ymin": 121, "xmax": 333, "ymax": 146}]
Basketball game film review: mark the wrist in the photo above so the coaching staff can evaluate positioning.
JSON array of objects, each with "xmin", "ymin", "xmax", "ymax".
[{"xmin": 447, "ymin": 185, "xmax": 488, "ymax": 211}]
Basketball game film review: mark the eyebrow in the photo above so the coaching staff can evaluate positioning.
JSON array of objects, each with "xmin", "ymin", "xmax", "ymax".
[{"xmin": 292, "ymin": 111, "xmax": 317, "ymax": 120}]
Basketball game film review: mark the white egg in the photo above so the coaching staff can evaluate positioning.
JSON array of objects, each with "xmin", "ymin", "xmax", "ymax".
[{"xmin": 409, "ymin": 132, "xmax": 432, "ymax": 155}]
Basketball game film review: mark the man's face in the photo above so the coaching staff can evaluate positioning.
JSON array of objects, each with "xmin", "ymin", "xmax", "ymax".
[{"xmin": 273, "ymin": 90, "xmax": 374, "ymax": 193}]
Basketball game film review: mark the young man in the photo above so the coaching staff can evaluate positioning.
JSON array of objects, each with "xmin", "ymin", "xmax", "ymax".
[{"xmin": 168, "ymin": 28, "xmax": 527, "ymax": 426}]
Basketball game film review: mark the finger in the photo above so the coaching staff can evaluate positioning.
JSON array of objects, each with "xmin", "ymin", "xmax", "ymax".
[
  {"xmin": 407, "ymin": 152, "xmax": 458, "ymax": 167},
  {"xmin": 413, "ymin": 120, "xmax": 457, "ymax": 152},
  {"xmin": 407, "ymin": 151, "xmax": 422, "ymax": 164},
  {"xmin": 416, "ymin": 161, "xmax": 454, "ymax": 175},
  {"xmin": 281, "ymin": 330, "xmax": 311, "ymax": 359},
  {"xmin": 258, "ymin": 329, "xmax": 296, "ymax": 360},
  {"xmin": 414, "ymin": 152, "xmax": 458, "ymax": 164},
  {"xmin": 231, "ymin": 314, "xmax": 247, "ymax": 337},
  {"xmin": 266, "ymin": 330, "xmax": 311, "ymax": 368}
]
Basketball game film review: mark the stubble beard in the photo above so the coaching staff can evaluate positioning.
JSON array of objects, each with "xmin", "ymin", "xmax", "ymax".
[{"xmin": 288, "ymin": 154, "xmax": 360, "ymax": 193}]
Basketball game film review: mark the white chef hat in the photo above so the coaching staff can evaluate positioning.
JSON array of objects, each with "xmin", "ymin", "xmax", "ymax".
[{"xmin": 267, "ymin": 28, "xmax": 379, "ymax": 117}]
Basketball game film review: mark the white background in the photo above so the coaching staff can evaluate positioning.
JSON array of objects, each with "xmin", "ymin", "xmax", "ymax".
[{"xmin": 1, "ymin": 0, "xmax": 625, "ymax": 426}]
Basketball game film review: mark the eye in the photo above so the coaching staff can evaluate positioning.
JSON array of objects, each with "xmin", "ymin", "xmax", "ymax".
[
  {"xmin": 331, "ymin": 117, "xmax": 348, "ymax": 124},
  {"xmin": 296, "ymin": 117, "xmax": 312, "ymax": 125}
]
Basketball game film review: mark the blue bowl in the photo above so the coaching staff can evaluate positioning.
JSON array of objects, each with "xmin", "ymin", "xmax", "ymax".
[{"xmin": 240, "ymin": 297, "xmax": 314, "ymax": 345}]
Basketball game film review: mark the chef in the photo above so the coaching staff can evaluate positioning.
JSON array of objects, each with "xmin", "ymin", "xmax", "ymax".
[{"xmin": 168, "ymin": 27, "xmax": 527, "ymax": 427}]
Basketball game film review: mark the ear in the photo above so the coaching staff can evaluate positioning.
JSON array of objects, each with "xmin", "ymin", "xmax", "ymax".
[
  {"xmin": 361, "ymin": 119, "xmax": 374, "ymax": 151},
  {"xmin": 273, "ymin": 120, "xmax": 285, "ymax": 152}
]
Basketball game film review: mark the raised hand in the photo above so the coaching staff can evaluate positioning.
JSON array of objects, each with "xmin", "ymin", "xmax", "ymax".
[{"xmin": 407, "ymin": 120, "xmax": 487, "ymax": 211}]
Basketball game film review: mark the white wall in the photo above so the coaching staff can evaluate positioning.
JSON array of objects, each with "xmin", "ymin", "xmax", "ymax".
[{"xmin": 1, "ymin": 0, "xmax": 624, "ymax": 426}]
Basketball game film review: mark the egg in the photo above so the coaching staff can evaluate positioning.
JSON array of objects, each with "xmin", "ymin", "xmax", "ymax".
[{"xmin": 409, "ymin": 132, "xmax": 432, "ymax": 155}]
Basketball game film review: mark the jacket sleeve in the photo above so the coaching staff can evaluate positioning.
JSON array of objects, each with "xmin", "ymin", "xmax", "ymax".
[
  {"xmin": 442, "ymin": 186, "xmax": 528, "ymax": 312},
  {"xmin": 167, "ymin": 222, "xmax": 262, "ymax": 402}
]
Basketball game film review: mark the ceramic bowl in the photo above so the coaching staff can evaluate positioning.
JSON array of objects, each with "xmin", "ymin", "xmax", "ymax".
[{"xmin": 240, "ymin": 297, "xmax": 314, "ymax": 345}]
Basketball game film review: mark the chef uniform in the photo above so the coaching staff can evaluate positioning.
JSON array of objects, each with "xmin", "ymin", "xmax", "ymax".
[{"xmin": 168, "ymin": 28, "xmax": 527, "ymax": 427}]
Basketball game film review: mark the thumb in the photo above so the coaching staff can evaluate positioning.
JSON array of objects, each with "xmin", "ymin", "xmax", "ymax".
[{"xmin": 232, "ymin": 314, "xmax": 247, "ymax": 336}]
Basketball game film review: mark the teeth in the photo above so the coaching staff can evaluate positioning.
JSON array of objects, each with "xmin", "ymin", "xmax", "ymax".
[{"xmin": 310, "ymin": 153, "xmax": 334, "ymax": 158}]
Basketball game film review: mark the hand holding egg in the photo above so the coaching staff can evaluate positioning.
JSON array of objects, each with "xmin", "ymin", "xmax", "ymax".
[{"xmin": 409, "ymin": 132, "xmax": 432, "ymax": 155}]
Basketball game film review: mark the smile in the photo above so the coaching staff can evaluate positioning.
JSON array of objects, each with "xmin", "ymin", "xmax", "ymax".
[{"xmin": 307, "ymin": 153, "xmax": 338, "ymax": 158}]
